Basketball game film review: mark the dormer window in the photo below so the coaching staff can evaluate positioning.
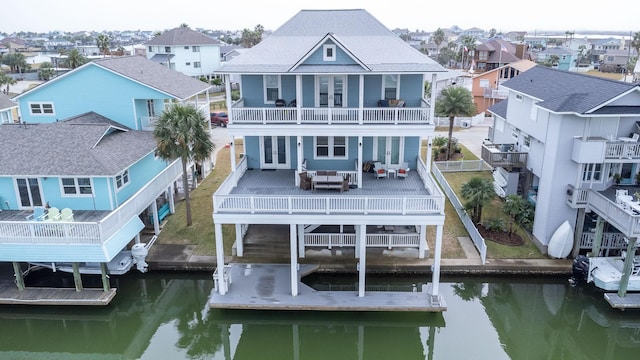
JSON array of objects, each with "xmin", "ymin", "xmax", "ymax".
[{"xmin": 323, "ymin": 44, "xmax": 336, "ymax": 61}]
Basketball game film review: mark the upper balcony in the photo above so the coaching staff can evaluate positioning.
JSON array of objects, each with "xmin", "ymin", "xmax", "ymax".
[
  {"xmin": 228, "ymin": 98, "xmax": 432, "ymax": 128},
  {"xmin": 571, "ymin": 136, "xmax": 640, "ymax": 163},
  {"xmin": 481, "ymin": 143, "xmax": 528, "ymax": 169},
  {"xmin": 213, "ymin": 157, "xmax": 444, "ymax": 220},
  {"xmin": 0, "ymin": 159, "xmax": 182, "ymax": 262}
]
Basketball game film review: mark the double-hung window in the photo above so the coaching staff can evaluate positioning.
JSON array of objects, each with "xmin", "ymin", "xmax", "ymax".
[
  {"xmin": 115, "ymin": 169, "xmax": 130, "ymax": 190},
  {"xmin": 315, "ymin": 136, "xmax": 347, "ymax": 159},
  {"xmin": 29, "ymin": 102, "xmax": 55, "ymax": 115},
  {"xmin": 263, "ymin": 75, "xmax": 280, "ymax": 104},
  {"xmin": 383, "ymin": 75, "xmax": 398, "ymax": 100},
  {"xmin": 192, "ymin": 46, "xmax": 200, "ymax": 52},
  {"xmin": 61, "ymin": 178, "xmax": 93, "ymax": 196},
  {"xmin": 582, "ymin": 163, "xmax": 602, "ymax": 183}
]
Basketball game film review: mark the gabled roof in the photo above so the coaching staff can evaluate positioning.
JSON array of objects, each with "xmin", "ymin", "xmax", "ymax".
[
  {"xmin": 538, "ymin": 47, "xmax": 574, "ymax": 56},
  {"xmin": 145, "ymin": 27, "xmax": 220, "ymax": 46},
  {"xmin": 15, "ymin": 55, "xmax": 211, "ymax": 101},
  {"xmin": 0, "ymin": 112, "xmax": 158, "ymax": 176},
  {"xmin": 219, "ymin": 9, "xmax": 445, "ymax": 74},
  {"xmin": 0, "ymin": 93, "xmax": 17, "ymax": 110},
  {"xmin": 500, "ymin": 66, "xmax": 640, "ymax": 114}
]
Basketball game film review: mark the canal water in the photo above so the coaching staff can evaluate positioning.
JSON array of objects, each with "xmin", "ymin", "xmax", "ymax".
[{"xmin": 0, "ymin": 270, "xmax": 638, "ymax": 359}]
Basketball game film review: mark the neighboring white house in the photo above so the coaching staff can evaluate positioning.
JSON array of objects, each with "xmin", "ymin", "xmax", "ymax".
[
  {"xmin": 145, "ymin": 27, "xmax": 221, "ymax": 78},
  {"xmin": 485, "ymin": 66, "xmax": 640, "ymax": 258}
]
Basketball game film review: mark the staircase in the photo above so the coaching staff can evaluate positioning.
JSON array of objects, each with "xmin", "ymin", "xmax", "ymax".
[{"xmin": 236, "ymin": 224, "xmax": 291, "ymax": 261}]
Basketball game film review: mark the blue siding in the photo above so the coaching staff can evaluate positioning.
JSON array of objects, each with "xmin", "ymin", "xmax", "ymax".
[
  {"xmin": 399, "ymin": 74, "xmax": 424, "ymax": 107},
  {"xmin": 347, "ymin": 75, "xmax": 359, "ymax": 107},
  {"xmin": 114, "ymin": 153, "xmax": 168, "ymax": 206},
  {"xmin": 302, "ymin": 40, "xmax": 358, "ymax": 65},
  {"xmin": 404, "ymin": 136, "xmax": 420, "ymax": 169},
  {"xmin": 0, "ymin": 178, "xmax": 16, "ymax": 210},
  {"xmin": 18, "ymin": 64, "xmax": 172, "ymax": 128},
  {"xmin": 301, "ymin": 76, "xmax": 315, "ymax": 107},
  {"xmin": 244, "ymin": 136, "xmax": 261, "ymax": 169},
  {"xmin": 364, "ymin": 75, "xmax": 383, "ymax": 107},
  {"xmin": 41, "ymin": 177, "xmax": 111, "ymax": 211},
  {"xmin": 240, "ymin": 75, "xmax": 264, "ymax": 107}
]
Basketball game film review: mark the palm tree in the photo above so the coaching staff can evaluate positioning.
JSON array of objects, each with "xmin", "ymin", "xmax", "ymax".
[
  {"xmin": 95, "ymin": 34, "xmax": 111, "ymax": 57},
  {"xmin": 503, "ymin": 194, "xmax": 528, "ymax": 238},
  {"xmin": 460, "ymin": 176, "xmax": 494, "ymax": 224},
  {"xmin": 434, "ymin": 86, "xmax": 476, "ymax": 160},
  {"xmin": 432, "ymin": 28, "xmax": 445, "ymax": 57},
  {"xmin": 63, "ymin": 48, "xmax": 88, "ymax": 69},
  {"xmin": 154, "ymin": 104, "xmax": 214, "ymax": 226},
  {"xmin": 0, "ymin": 72, "xmax": 16, "ymax": 94}
]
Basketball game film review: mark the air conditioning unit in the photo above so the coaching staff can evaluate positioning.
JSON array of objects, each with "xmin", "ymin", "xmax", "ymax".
[{"xmin": 461, "ymin": 120, "xmax": 470, "ymax": 128}]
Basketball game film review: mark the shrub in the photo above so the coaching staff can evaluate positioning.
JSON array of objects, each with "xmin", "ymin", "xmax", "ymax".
[{"xmin": 483, "ymin": 218, "xmax": 506, "ymax": 232}]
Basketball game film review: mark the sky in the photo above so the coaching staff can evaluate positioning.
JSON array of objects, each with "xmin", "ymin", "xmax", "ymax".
[{"xmin": 2, "ymin": 0, "xmax": 637, "ymax": 34}]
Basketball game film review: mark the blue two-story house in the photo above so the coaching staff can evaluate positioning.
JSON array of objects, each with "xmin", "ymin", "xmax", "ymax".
[
  {"xmin": 1, "ymin": 56, "xmax": 212, "ymax": 292},
  {"xmin": 210, "ymin": 9, "xmax": 449, "ymax": 311}
]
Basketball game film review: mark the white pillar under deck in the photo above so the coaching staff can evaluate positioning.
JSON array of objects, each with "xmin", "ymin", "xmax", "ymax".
[
  {"xmin": 298, "ymin": 224, "xmax": 305, "ymax": 258},
  {"xmin": 296, "ymin": 135, "xmax": 303, "ymax": 187},
  {"xmin": 229, "ymin": 138, "xmax": 237, "ymax": 172},
  {"xmin": 235, "ymin": 224, "xmax": 243, "ymax": 257},
  {"xmin": 419, "ymin": 225, "xmax": 427, "ymax": 259},
  {"xmin": 425, "ymin": 138, "xmax": 433, "ymax": 172},
  {"xmin": 431, "ymin": 225, "xmax": 443, "ymax": 296},
  {"xmin": 224, "ymin": 75, "xmax": 232, "ymax": 123},
  {"xmin": 357, "ymin": 136, "xmax": 363, "ymax": 188},
  {"xmin": 214, "ymin": 222, "xmax": 227, "ymax": 295},
  {"xmin": 296, "ymin": 75, "xmax": 302, "ymax": 124},
  {"xmin": 134, "ymin": 233, "xmax": 141, "ymax": 244},
  {"xmin": 151, "ymin": 202, "xmax": 160, "ymax": 235},
  {"xmin": 168, "ymin": 184, "xmax": 175, "ymax": 214},
  {"xmin": 358, "ymin": 224, "xmax": 366, "ymax": 297},
  {"xmin": 290, "ymin": 224, "xmax": 299, "ymax": 296}
]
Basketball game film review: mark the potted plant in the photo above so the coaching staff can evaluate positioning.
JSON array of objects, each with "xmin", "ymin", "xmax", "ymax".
[{"xmin": 614, "ymin": 173, "xmax": 622, "ymax": 185}]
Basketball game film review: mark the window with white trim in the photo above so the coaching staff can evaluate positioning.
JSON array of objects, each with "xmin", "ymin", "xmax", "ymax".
[
  {"xmin": 582, "ymin": 163, "xmax": 602, "ymax": 183},
  {"xmin": 263, "ymin": 75, "xmax": 280, "ymax": 104},
  {"xmin": 29, "ymin": 102, "xmax": 55, "ymax": 115},
  {"xmin": 148, "ymin": 46, "xmax": 153, "ymax": 53},
  {"xmin": 515, "ymin": 94, "xmax": 523, "ymax": 102},
  {"xmin": 194, "ymin": 62, "xmax": 201, "ymax": 68},
  {"xmin": 61, "ymin": 178, "xmax": 93, "ymax": 195},
  {"xmin": 192, "ymin": 46, "xmax": 200, "ymax": 52},
  {"xmin": 184, "ymin": 46, "xmax": 190, "ymax": 50},
  {"xmin": 115, "ymin": 170, "xmax": 129, "ymax": 190},
  {"xmin": 323, "ymin": 44, "xmax": 336, "ymax": 61},
  {"xmin": 383, "ymin": 74, "xmax": 398, "ymax": 100},
  {"xmin": 479, "ymin": 79, "xmax": 489, "ymax": 88},
  {"xmin": 511, "ymin": 127, "xmax": 520, "ymax": 140},
  {"xmin": 164, "ymin": 46, "xmax": 171, "ymax": 53},
  {"xmin": 314, "ymin": 136, "xmax": 347, "ymax": 159},
  {"xmin": 523, "ymin": 134, "xmax": 531, "ymax": 148}
]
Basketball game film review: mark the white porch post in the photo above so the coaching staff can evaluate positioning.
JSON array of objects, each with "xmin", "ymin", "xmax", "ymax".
[
  {"xmin": 290, "ymin": 224, "xmax": 299, "ymax": 296},
  {"xmin": 229, "ymin": 138, "xmax": 236, "ymax": 173},
  {"xmin": 430, "ymin": 73, "xmax": 437, "ymax": 124},
  {"xmin": 215, "ymin": 222, "xmax": 227, "ymax": 295},
  {"xmin": 168, "ymin": 184, "xmax": 175, "ymax": 214},
  {"xmin": 358, "ymin": 74, "xmax": 364, "ymax": 125},
  {"xmin": 357, "ymin": 136, "xmax": 363, "ymax": 188},
  {"xmin": 151, "ymin": 202, "xmax": 160, "ymax": 235},
  {"xmin": 224, "ymin": 74, "xmax": 232, "ymax": 124},
  {"xmin": 235, "ymin": 224, "xmax": 243, "ymax": 257},
  {"xmin": 296, "ymin": 135, "xmax": 303, "ymax": 187},
  {"xmin": 419, "ymin": 225, "xmax": 427, "ymax": 259},
  {"xmin": 298, "ymin": 224, "xmax": 305, "ymax": 258},
  {"xmin": 425, "ymin": 137, "xmax": 433, "ymax": 172},
  {"xmin": 296, "ymin": 75, "xmax": 302, "ymax": 124},
  {"xmin": 431, "ymin": 224, "xmax": 443, "ymax": 297},
  {"xmin": 358, "ymin": 224, "xmax": 366, "ymax": 297}
]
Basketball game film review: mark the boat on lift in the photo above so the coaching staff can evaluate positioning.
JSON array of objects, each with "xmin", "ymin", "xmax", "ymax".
[{"xmin": 572, "ymin": 254, "xmax": 640, "ymax": 292}]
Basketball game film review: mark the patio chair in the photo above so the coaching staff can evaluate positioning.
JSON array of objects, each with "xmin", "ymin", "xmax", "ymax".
[
  {"xmin": 299, "ymin": 172, "xmax": 311, "ymax": 190},
  {"xmin": 26, "ymin": 206, "xmax": 46, "ymax": 221},
  {"xmin": 44, "ymin": 207, "xmax": 60, "ymax": 221},
  {"xmin": 60, "ymin": 208, "xmax": 74, "ymax": 222},
  {"xmin": 397, "ymin": 162, "xmax": 410, "ymax": 179},
  {"xmin": 373, "ymin": 162, "xmax": 387, "ymax": 179}
]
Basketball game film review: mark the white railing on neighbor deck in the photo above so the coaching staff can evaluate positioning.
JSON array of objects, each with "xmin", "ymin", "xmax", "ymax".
[
  {"xmin": 229, "ymin": 106, "xmax": 431, "ymax": 125},
  {"xmin": 304, "ymin": 233, "xmax": 420, "ymax": 249},
  {"xmin": 587, "ymin": 191, "xmax": 640, "ymax": 237},
  {"xmin": 431, "ymin": 162, "xmax": 487, "ymax": 264},
  {"xmin": 434, "ymin": 160, "xmax": 492, "ymax": 172},
  {"xmin": 579, "ymin": 232, "xmax": 627, "ymax": 256},
  {"xmin": 0, "ymin": 159, "xmax": 183, "ymax": 246},
  {"xmin": 213, "ymin": 157, "xmax": 444, "ymax": 215}
]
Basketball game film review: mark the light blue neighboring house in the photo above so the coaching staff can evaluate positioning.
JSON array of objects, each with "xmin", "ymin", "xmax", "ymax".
[
  {"xmin": 0, "ymin": 93, "xmax": 17, "ymax": 124},
  {"xmin": 534, "ymin": 47, "xmax": 576, "ymax": 71},
  {"xmin": 211, "ymin": 9, "xmax": 449, "ymax": 308},
  {"xmin": 0, "ymin": 56, "xmax": 213, "ymax": 285}
]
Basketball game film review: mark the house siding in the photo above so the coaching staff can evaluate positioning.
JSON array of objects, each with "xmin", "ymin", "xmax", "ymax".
[
  {"xmin": 302, "ymin": 40, "xmax": 359, "ymax": 66},
  {"xmin": 114, "ymin": 153, "xmax": 168, "ymax": 207}
]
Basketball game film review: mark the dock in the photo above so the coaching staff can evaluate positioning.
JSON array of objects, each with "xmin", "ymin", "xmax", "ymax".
[
  {"xmin": 0, "ymin": 286, "xmax": 117, "ymax": 306},
  {"xmin": 208, "ymin": 263, "xmax": 446, "ymax": 312},
  {"xmin": 604, "ymin": 292, "xmax": 640, "ymax": 309}
]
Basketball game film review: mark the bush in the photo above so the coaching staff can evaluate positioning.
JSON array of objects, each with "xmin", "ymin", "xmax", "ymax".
[
  {"xmin": 231, "ymin": 89, "xmax": 240, "ymax": 101},
  {"xmin": 483, "ymin": 218, "xmax": 506, "ymax": 232}
]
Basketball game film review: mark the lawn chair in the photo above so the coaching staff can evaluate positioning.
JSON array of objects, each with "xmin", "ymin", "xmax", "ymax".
[
  {"xmin": 373, "ymin": 162, "xmax": 387, "ymax": 179},
  {"xmin": 26, "ymin": 207, "xmax": 46, "ymax": 221},
  {"xmin": 397, "ymin": 162, "xmax": 410, "ymax": 179},
  {"xmin": 44, "ymin": 207, "xmax": 60, "ymax": 221},
  {"xmin": 60, "ymin": 208, "xmax": 74, "ymax": 222}
]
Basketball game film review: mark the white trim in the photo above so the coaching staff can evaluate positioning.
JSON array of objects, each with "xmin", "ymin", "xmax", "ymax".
[
  {"xmin": 115, "ymin": 169, "xmax": 130, "ymax": 192},
  {"xmin": 381, "ymin": 74, "xmax": 400, "ymax": 100},
  {"xmin": 313, "ymin": 136, "xmax": 348, "ymax": 160},
  {"xmin": 323, "ymin": 44, "xmax": 336, "ymax": 61},
  {"xmin": 59, "ymin": 177, "xmax": 94, "ymax": 197},
  {"xmin": 28, "ymin": 102, "xmax": 55, "ymax": 116},
  {"xmin": 263, "ymin": 75, "xmax": 281, "ymax": 104},
  {"xmin": 259, "ymin": 136, "xmax": 290, "ymax": 169},
  {"xmin": 13, "ymin": 177, "xmax": 44, "ymax": 209}
]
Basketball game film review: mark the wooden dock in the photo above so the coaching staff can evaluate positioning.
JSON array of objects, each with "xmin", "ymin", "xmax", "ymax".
[
  {"xmin": 604, "ymin": 292, "xmax": 640, "ymax": 309},
  {"xmin": 0, "ymin": 286, "xmax": 117, "ymax": 306},
  {"xmin": 209, "ymin": 263, "xmax": 446, "ymax": 312}
]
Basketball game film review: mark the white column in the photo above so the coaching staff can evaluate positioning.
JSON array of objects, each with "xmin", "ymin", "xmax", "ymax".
[
  {"xmin": 425, "ymin": 137, "xmax": 433, "ymax": 173},
  {"xmin": 134, "ymin": 233, "xmax": 141, "ymax": 244},
  {"xmin": 224, "ymin": 74, "xmax": 232, "ymax": 124},
  {"xmin": 296, "ymin": 135, "xmax": 303, "ymax": 186},
  {"xmin": 358, "ymin": 75, "xmax": 364, "ymax": 124},
  {"xmin": 298, "ymin": 224, "xmax": 305, "ymax": 258},
  {"xmin": 296, "ymin": 75, "xmax": 302, "ymax": 124},
  {"xmin": 354, "ymin": 224, "xmax": 360, "ymax": 259},
  {"xmin": 431, "ymin": 225, "xmax": 443, "ymax": 297},
  {"xmin": 235, "ymin": 224, "xmax": 243, "ymax": 257},
  {"xmin": 429, "ymin": 74, "xmax": 437, "ymax": 124},
  {"xmin": 229, "ymin": 138, "xmax": 236, "ymax": 173},
  {"xmin": 357, "ymin": 136, "xmax": 363, "ymax": 188},
  {"xmin": 151, "ymin": 201, "xmax": 160, "ymax": 235},
  {"xmin": 419, "ymin": 225, "xmax": 426, "ymax": 259},
  {"xmin": 290, "ymin": 224, "xmax": 298, "ymax": 296},
  {"xmin": 214, "ymin": 222, "xmax": 227, "ymax": 295},
  {"xmin": 358, "ymin": 224, "xmax": 366, "ymax": 297},
  {"xmin": 168, "ymin": 184, "xmax": 175, "ymax": 214}
]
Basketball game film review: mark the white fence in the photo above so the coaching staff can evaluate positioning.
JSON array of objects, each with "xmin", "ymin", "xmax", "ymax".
[
  {"xmin": 433, "ymin": 113, "xmax": 485, "ymax": 128},
  {"xmin": 304, "ymin": 232, "xmax": 420, "ymax": 249},
  {"xmin": 434, "ymin": 160, "xmax": 492, "ymax": 172},
  {"xmin": 431, "ymin": 162, "xmax": 487, "ymax": 264}
]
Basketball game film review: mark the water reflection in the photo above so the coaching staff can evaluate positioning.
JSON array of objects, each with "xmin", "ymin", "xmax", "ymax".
[{"xmin": 0, "ymin": 271, "xmax": 638, "ymax": 359}]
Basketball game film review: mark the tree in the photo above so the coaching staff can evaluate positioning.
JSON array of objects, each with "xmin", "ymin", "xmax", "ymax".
[
  {"xmin": 63, "ymin": 48, "xmax": 88, "ymax": 69},
  {"xmin": 153, "ymin": 104, "xmax": 214, "ymax": 226},
  {"xmin": 432, "ymin": 28, "xmax": 446, "ymax": 57},
  {"xmin": 502, "ymin": 194, "xmax": 531, "ymax": 238},
  {"xmin": 241, "ymin": 24, "xmax": 264, "ymax": 48},
  {"xmin": 1, "ymin": 53, "xmax": 29, "ymax": 73},
  {"xmin": 95, "ymin": 34, "xmax": 111, "ymax": 57},
  {"xmin": 459, "ymin": 35, "xmax": 477, "ymax": 69},
  {"xmin": 0, "ymin": 72, "xmax": 16, "ymax": 94},
  {"xmin": 632, "ymin": 32, "xmax": 640, "ymax": 59},
  {"xmin": 38, "ymin": 62, "xmax": 55, "ymax": 81},
  {"xmin": 180, "ymin": 23, "xmax": 189, "ymax": 28},
  {"xmin": 434, "ymin": 86, "xmax": 476, "ymax": 160},
  {"xmin": 489, "ymin": 28, "xmax": 497, "ymax": 38},
  {"xmin": 460, "ymin": 176, "xmax": 495, "ymax": 224}
]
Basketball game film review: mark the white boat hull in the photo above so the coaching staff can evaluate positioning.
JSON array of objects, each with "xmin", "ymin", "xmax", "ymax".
[
  {"xmin": 588, "ymin": 256, "xmax": 640, "ymax": 292},
  {"xmin": 547, "ymin": 220, "xmax": 573, "ymax": 259},
  {"xmin": 493, "ymin": 181, "xmax": 506, "ymax": 198},
  {"xmin": 32, "ymin": 251, "xmax": 135, "ymax": 276}
]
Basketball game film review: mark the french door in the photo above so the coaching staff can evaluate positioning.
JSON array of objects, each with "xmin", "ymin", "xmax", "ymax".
[
  {"xmin": 260, "ymin": 136, "xmax": 290, "ymax": 169},
  {"xmin": 317, "ymin": 75, "xmax": 345, "ymax": 108},
  {"xmin": 15, "ymin": 178, "xmax": 43, "ymax": 209},
  {"xmin": 374, "ymin": 136, "xmax": 404, "ymax": 168}
]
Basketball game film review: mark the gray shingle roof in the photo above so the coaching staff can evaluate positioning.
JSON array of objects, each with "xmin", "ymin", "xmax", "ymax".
[
  {"xmin": 219, "ymin": 9, "xmax": 445, "ymax": 74},
  {"xmin": 488, "ymin": 98, "xmax": 508, "ymax": 118},
  {"xmin": 0, "ymin": 93, "xmax": 17, "ymax": 110},
  {"xmin": 145, "ymin": 27, "xmax": 220, "ymax": 46},
  {"xmin": 93, "ymin": 56, "xmax": 212, "ymax": 100},
  {"xmin": 500, "ymin": 66, "xmax": 640, "ymax": 113},
  {"xmin": 0, "ymin": 112, "xmax": 158, "ymax": 176}
]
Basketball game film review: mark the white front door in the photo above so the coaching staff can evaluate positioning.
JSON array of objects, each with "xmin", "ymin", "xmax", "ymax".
[
  {"xmin": 15, "ymin": 178, "xmax": 44, "ymax": 209},
  {"xmin": 261, "ymin": 136, "xmax": 290, "ymax": 169},
  {"xmin": 374, "ymin": 136, "xmax": 404, "ymax": 168},
  {"xmin": 317, "ymin": 75, "xmax": 345, "ymax": 108}
]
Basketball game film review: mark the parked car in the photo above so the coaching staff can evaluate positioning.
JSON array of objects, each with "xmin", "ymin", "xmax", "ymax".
[{"xmin": 210, "ymin": 112, "xmax": 228, "ymax": 127}]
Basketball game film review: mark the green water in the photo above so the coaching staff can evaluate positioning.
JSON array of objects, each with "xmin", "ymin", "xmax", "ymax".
[{"xmin": 0, "ymin": 271, "xmax": 639, "ymax": 359}]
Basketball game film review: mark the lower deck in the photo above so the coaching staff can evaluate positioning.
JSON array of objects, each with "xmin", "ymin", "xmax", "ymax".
[
  {"xmin": 0, "ymin": 285, "xmax": 116, "ymax": 306},
  {"xmin": 208, "ymin": 263, "xmax": 446, "ymax": 312},
  {"xmin": 604, "ymin": 292, "xmax": 640, "ymax": 309}
]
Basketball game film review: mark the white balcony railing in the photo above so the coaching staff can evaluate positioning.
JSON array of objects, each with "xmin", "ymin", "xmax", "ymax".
[
  {"xmin": 229, "ymin": 106, "xmax": 431, "ymax": 126},
  {"xmin": 0, "ymin": 159, "xmax": 182, "ymax": 246},
  {"xmin": 304, "ymin": 232, "xmax": 420, "ymax": 249},
  {"xmin": 586, "ymin": 191, "xmax": 640, "ymax": 237}
]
